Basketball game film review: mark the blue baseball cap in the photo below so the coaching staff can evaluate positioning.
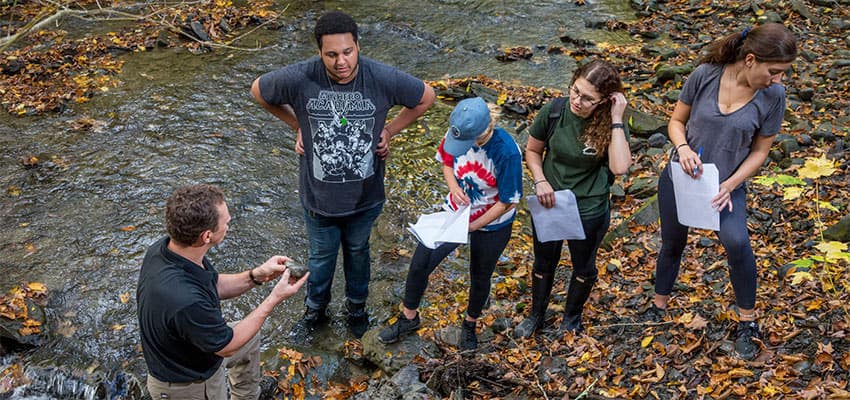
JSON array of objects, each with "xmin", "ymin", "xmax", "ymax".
[{"xmin": 443, "ymin": 97, "xmax": 491, "ymax": 156}]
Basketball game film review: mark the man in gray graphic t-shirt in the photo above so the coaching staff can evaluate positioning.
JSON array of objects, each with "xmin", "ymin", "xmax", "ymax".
[{"xmin": 251, "ymin": 11, "xmax": 434, "ymax": 340}]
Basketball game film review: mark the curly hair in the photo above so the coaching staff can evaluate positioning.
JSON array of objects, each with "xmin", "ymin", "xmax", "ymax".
[
  {"xmin": 165, "ymin": 184, "xmax": 225, "ymax": 247},
  {"xmin": 569, "ymin": 60, "xmax": 624, "ymax": 156},
  {"xmin": 314, "ymin": 11, "xmax": 358, "ymax": 49}
]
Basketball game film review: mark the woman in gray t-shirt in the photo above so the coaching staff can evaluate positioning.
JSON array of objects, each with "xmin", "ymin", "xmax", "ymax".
[{"xmin": 648, "ymin": 23, "xmax": 797, "ymax": 361}]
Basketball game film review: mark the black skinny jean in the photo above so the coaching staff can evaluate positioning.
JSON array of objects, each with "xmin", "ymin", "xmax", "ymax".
[
  {"xmin": 655, "ymin": 166, "xmax": 757, "ymax": 309},
  {"xmin": 402, "ymin": 224, "xmax": 512, "ymax": 319},
  {"xmin": 531, "ymin": 210, "xmax": 610, "ymax": 280}
]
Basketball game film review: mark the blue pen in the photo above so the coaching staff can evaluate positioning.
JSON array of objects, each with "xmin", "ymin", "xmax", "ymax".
[{"xmin": 694, "ymin": 146, "xmax": 703, "ymax": 175}]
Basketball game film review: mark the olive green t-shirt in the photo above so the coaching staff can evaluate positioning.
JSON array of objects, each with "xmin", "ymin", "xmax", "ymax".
[{"xmin": 529, "ymin": 101, "xmax": 628, "ymax": 218}]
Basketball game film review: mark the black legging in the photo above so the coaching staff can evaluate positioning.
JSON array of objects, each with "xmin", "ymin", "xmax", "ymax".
[
  {"xmin": 402, "ymin": 224, "xmax": 512, "ymax": 319},
  {"xmin": 531, "ymin": 210, "xmax": 610, "ymax": 281},
  {"xmin": 655, "ymin": 166, "xmax": 757, "ymax": 309}
]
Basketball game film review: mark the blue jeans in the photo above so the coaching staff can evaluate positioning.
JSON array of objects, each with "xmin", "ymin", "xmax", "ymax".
[{"xmin": 303, "ymin": 203, "xmax": 383, "ymax": 310}]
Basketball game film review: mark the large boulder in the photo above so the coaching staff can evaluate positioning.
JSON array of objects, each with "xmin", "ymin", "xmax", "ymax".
[
  {"xmin": 602, "ymin": 195, "xmax": 659, "ymax": 250},
  {"xmin": 361, "ymin": 326, "xmax": 442, "ymax": 375},
  {"xmin": 628, "ymin": 109, "xmax": 667, "ymax": 137},
  {"xmin": 0, "ymin": 298, "xmax": 47, "ymax": 348},
  {"xmin": 824, "ymin": 215, "xmax": 850, "ymax": 243}
]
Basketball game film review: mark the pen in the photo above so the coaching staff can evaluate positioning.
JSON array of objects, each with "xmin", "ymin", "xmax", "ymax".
[{"xmin": 694, "ymin": 146, "xmax": 703, "ymax": 175}]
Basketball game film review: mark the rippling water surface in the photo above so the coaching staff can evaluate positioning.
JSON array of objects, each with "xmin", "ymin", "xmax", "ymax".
[{"xmin": 0, "ymin": 1, "xmax": 635, "ymax": 397}]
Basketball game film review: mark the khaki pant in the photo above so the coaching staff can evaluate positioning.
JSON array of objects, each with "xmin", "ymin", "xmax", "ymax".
[{"xmin": 147, "ymin": 328, "xmax": 261, "ymax": 400}]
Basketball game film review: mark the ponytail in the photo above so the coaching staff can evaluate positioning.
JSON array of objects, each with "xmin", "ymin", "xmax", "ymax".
[{"xmin": 698, "ymin": 23, "xmax": 797, "ymax": 65}]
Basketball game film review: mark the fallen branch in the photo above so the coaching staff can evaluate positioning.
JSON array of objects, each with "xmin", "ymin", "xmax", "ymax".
[
  {"xmin": 1, "ymin": 2, "xmax": 286, "ymax": 53},
  {"xmin": 591, "ymin": 320, "xmax": 674, "ymax": 330},
  {"xmin": 507, "ymin": 334, "xmax": 550, "ymax": 400}
]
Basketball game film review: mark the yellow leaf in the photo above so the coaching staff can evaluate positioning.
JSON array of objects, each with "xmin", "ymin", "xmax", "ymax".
[
  {"xmin": 112, "ymin": 324, "xmax": 126, "ymax": 331},
  {"xmin": 7, "ymin": 185, "xmax": 22, "ymax": 196},
  {"xmin": 496, "ymin": 92, "xmax": 507, "ymax": 105},
  {"xmin": 119, "ymin": 292, "xmax": 131, "ymax": 304},
  {"xmin": 790, "ymin": 271, "xmax": 814, "ymax": 285},
  {"xmin": 797, "ymin": 155, "xmax": 837, "ymax": 180},
  {"xmin": 641, "ymin": 335, "xmax": 654, "ymax": 348},
  {"xmin": 815, "ymin": 241, "xmax": 847, "ymax": 256},
  {"xmin": 728, "ymin": 368, "xmax": 753, "ymax": 378},
  {"xmin": 27, "ymin": 282, "xmax": 47, "ymax": 293},
  {"xmin": 818, "ymin": 200, "xmax": 838, "ymax": 212},
  {"xmin": 783, "ymin": 186, "xmax": 805, "ymax": 200},
  {"xmin": 805, "ymin": 299, "xmax": 823, "ymax": 312}
]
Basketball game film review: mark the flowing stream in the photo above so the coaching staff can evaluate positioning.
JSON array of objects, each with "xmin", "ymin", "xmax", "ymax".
[{"xmin": 0, "ymin": 1, "xmax": 635, "ymax": 397}]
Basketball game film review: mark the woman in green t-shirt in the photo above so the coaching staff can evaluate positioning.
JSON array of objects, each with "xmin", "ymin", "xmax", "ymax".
[{"xmin": 516, "ymin": 60, "xmax": 631, "ymax": 337}]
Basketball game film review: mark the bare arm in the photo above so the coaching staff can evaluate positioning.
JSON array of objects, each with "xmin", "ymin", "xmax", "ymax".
[
  {"xmin": 711, "ymin": 134, "xmax": 775, "ymax": 212},
  {"xmin": 607, "ymin": 92, "xmax": 632, "ymax": 175},
  {"xmin": 251, "ymin": 79, "xmax": 305, "ymax": 154},
  {"xmin": 377, "ymin": 82, "xmax": 436, "ymax": 158},
  {"xmin": 215, "ymin": 270, "xmax": 309, "ymax": 357},
  {"xmin": 251, "ymin": 79, "xmax": 299, "ymax": 130},
  {"xmin": 217, "ymin": 256, "xmax": 290, "ymax": 300},
  {"xmin": 525, "ymin": 135, "xmax": 556, "ymax": 208},
  {"xmin": 668, "ymin": 101, "xmax": 703, "ymax": 177},
  {"xmin": 469, "ymin": 201, "xmax": 515, "ymax": 232},
  {"xmin": 443, "ymin": 164, "xmax": 469, "ymax": 206}
]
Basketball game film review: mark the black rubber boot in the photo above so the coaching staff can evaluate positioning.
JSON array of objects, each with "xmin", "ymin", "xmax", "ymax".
[
  {"xmin": 559, "ymin": 275, "xmax": 597, "ymax": 333},
  {"xmin": 514, "ymin": 271, "xmax": 555, "ymax": 338}
]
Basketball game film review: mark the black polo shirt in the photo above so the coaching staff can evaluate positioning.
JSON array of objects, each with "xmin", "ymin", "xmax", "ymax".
[{"xmin": 137, "ymin": 237, "xmax": 234, "ymax": 382}]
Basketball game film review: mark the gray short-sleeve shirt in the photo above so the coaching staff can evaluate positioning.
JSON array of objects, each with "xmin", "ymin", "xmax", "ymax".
[
  {"xmin": 258, "ymin": 56, "xmax": 425, "ymax": 216},
  {"xmin": 678, "ymin": 63, "xmax": 786, "ymax": 184}
]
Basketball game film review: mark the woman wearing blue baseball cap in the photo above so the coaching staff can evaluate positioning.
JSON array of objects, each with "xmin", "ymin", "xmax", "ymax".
[
  {"xmin": 516, "ymin": 60, "xmax": 631, "ymax": 338},
  {"xmin": 378, "ymin": 97, "xmax": 523, "ymax": 351}
]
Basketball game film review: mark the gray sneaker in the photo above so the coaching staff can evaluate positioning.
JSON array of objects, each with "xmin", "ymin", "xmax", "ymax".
[{"xmin": 377, "ymin": 312, "xmax": 421, "ymax": 344}]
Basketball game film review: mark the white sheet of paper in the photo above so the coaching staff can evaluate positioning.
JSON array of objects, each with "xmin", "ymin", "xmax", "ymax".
[
  {"xmin": 407, "ymin": 205, "xmax": 470, "ymax": 249},
  {"xmin": 670, "ymin": 161, "xmax": 720, "ymax": 231},
  {"xmin": 526, "ymin": 189, "xmax": 586, "ymax": 241}
]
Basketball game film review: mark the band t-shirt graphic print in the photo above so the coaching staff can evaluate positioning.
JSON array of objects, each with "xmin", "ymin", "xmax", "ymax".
[
  {"xmin": 308, "ymin": 90, "xmax": 376, "ymax": 182},
  {"xmin": 256, "ymin": 56, "xmax": 425, "ymax": 216}
]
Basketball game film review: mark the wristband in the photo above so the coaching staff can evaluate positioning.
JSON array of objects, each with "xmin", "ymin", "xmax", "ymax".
[
  {"xmin": 675, "ymin": 143, "xmax": 689, "ymax": 152},
  {"xmin": 610, "ymin": 123, "xmax": 625, "ymax": 130},
  {"xmin": 533, "ymin": 179, "xmax": 547, "ymax": 186},
  {"xmin": 248, "ymin": 269, "xmax": 263, "ymax": 286}
]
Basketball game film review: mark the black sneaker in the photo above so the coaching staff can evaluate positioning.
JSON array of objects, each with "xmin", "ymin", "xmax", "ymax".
[
  {"xmin": 377, "ymin": 312, "xmax": 421, "ymax": 344},
  {"xmin": 735, "ymin": 321, "xmax": 760, "ymax": 360},
  {"xmin": 459, "ymin": 320, "xmax": 478, "ymax": 351},
  {"xmin": 639, "ymin": 303, "xmax": 668, "ymax": 323},
  {"xmin": 288, "ymin": 306, "xmax": 326, "ymax": 343},
  {"xmin": 258, "ymin": 376, "xmax": 278, "ymax": 400},
  {"xmin": 346, "ymin": 300, "xmax": 369, "ymax": 339}
]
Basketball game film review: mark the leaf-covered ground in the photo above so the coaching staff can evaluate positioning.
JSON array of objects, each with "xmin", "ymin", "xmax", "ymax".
[
  {"xmin": 3, "ymin": 0, "xmax": 849, "ymax": 399},
  {"xmin": 364, "ymin": 1, "xmax": 850, "ymax": 399},
  {"xmin": 0, "ymin": 0, "xmax": 281, "ymax": 114}
]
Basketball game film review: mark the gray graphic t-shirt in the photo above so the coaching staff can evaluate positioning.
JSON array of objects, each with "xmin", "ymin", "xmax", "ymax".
[
  {"xmin": 678, "ymin": 63, "xmax": 786, "ymax": 184},
  {"xmin": 258, "ymin": 56, "xmax": 424, "ymax": 216}
]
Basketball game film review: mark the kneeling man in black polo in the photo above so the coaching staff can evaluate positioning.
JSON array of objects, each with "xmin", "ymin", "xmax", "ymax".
[{"xmin": 137, "ymin": 184, "xmax": 308, "ymax": 399}]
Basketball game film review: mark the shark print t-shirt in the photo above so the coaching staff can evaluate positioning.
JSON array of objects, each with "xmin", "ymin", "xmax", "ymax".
[
  {"xmin": 258, "ymin": 56, "xmax": 425, "ymax": 217},
  {"xmin": 437, "ymin": 127, "xmax": 523, "ymax": 232}
]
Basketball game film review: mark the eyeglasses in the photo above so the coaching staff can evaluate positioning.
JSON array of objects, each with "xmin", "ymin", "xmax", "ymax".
[{"xmin": 570, "ymin": 84, "xmax": 604, "ymax": 106}]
